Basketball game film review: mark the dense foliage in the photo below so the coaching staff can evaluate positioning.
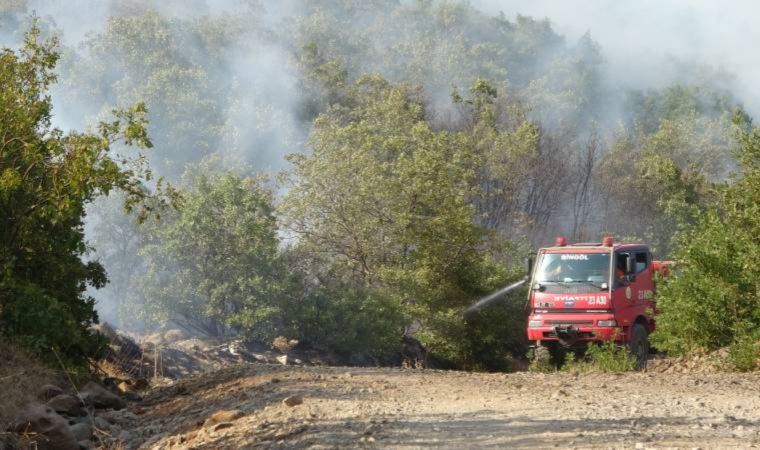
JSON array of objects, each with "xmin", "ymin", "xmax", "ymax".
[
  {"xmin": 136, "ymin": 171, "xmax": 283, "ymax": 339},
  {"xmin": 652, "ymin": 122, "xmax": 760, "ymax": 370},
  {"xmin": 0, "ymin": 25, "xmax": 167, "ymax": 366},
  {"xmin": 1, "ymin": 1, "xmax": 757, "ymax": 370},
  {"xmin": 282, "ymin": 76, "xmax": 527, "ymax": 367}
]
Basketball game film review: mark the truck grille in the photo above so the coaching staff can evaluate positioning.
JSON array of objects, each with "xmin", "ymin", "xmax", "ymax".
[
  {"xmin": 542, "ymin": 285, "xmax": 606, "ymax": 294},
  {"xmin": 545, "ymin": 320, "xmax": 594, "ymax": 325},
  {"xmin": 543, "ymin": 331, "xmax": 595, "ymax": 339}
]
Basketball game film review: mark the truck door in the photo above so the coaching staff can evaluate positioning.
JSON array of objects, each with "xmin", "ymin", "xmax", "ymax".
[
  {"xmin": 632, "ymin": 251, "xmax": 654, "ymax": 315},
  {"xmin": 613, "ymin": 251, "xmax": 640, "ymax": 328}
]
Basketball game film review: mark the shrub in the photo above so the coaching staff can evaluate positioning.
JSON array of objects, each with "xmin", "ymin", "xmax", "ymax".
[
  {"xmin": 652, "ymin": 124, "xmax": 760, "ymax": 360},
  {"xmin": 0, "ymin": 24, "xmax": 165, "ymax": 367},
  {"xmin": 727, "ymin": 331, "xmax": 760, "ymax": 372},
  {"xmin": 563, "ymin": 341, "xmax": 637, "ymax": 373},
  {"xmin": 284, "ymin": 284, "xmax": 405, "ymax": 358}
]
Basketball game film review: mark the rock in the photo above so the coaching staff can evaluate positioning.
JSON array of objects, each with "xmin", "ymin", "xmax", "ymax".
[
  {"xmin": 131, "ymin": 378, "xmax": 150, "ymax": 391},
  {"xmin": 204, "ymin": 410, "xmax": 244, "ymax": 428},
  {"xmin": 551, "ymin": 390, "xmax": 568, "ymax": 399},
  {"xmin": 47, "ymin": 394, "xmax": 86, "ymax": 417},
  {"xmin": 117, "ymin": 430, "xmax": 133, "ymax": 443},
  {"xmin": 78, "ymin": 440, "xmax": 94, "ymax": 449},
  {"xmin": 228, "ymin": 340, "xmax": 245, "ymax": 356},
  {"xmin": 276, "ymin": 355, "xmax": 288, "ymax": 365},
  {"xmin": 79, "ymin": 382, "xmax": 126, "ymax": 410},
  {"xmin": 92, "ymin": 416, "xmax": 111, "ymax": 431},
  {"xmin": 272, "ymin": 336, "xmax": 299, "ymax": 353},
  {"xmin": 142, "ymin": 332, "xmax": 164, "ymax": 348},
  {"xmin": 163, "ymin": 329, "xmax": 187, "ymax": 343},
  {"xmin": 116, "ymin": 382, "xmax": 143, "ymax": 402},
  {"xmin": 213, "ymin": 422, "xmax": 235, "ymax": 432},
  {"xmin": 93, "ymin": 322, "xmax": 120, "ymax": 344},
  {"xmin": 122, "ymin": 391, "xmax": 142, "ymax": 402},
  {"xmin": 69, "ymin": 421, "xmax": 92, "ymax": 441},
  {"xmin": 283, "ymin": 395, "xmax": 304, "ymax": 407},
  {"xmin": 116, "ymin": 381, "xmax": 131, "ymax": 393},
  {"xmin": 39, "ymin": 384, "xmax": 64, "ymax": 400},
  {"xmin": 12, "ymin": 404, "xmax": 80, "ymax": 450}
]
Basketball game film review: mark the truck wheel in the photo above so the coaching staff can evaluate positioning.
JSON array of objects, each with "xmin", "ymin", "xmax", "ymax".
[{"xmin": 629, "ymin": 324, "xmax": 649, "ymax": 370}]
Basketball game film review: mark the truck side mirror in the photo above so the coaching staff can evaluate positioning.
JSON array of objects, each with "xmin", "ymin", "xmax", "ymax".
[{"xmin": 526, "ymin": 257, "xmax": 533, "ymax": 276}]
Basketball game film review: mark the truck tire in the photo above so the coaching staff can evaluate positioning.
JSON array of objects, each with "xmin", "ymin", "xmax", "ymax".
[{"xmin": 629, "ymin": 324, "xmax": 649, "ymax": 370}]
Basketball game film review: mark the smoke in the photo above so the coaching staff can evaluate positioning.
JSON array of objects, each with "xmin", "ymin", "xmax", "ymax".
[
  {"xmin": 5, "ymin": 0, "xmax": 757, "ymax": 328},
  {"xmin": 474, "ymin": 0, "xmax": 760, "ymax": 117}
]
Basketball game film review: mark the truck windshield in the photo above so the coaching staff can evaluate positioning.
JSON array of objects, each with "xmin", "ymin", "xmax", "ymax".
[{"xmin": 535, "ymin": 253, "xmax": 610, "ymax": 283}]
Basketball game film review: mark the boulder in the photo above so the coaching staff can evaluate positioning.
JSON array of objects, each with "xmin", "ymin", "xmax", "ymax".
[
  {"xmin": 117, "ymin": 430, "xmax": 134, "ymax": 445},
  {"xmin": 203, "ymin": 410, "xmax": 244, "ymax": 428},
  {"xmin": 69, "ymin": 421, "xmax": 92, "ymax": 441},
  {"xmin": 272, "ymin": 336, "xmax": 299, "ymax": 353},
  {"xmin": 163, "ymin": 329, "xmax": 188, "ymax": 344},
  {"xmin": 142, "ymin": 332, "xmax": 164, "ymax": 347},
  {"xmin": 11, "ymin": 404, "xmax": 79, "ymax": 450},
  {"xmin": 79, "ymin": 382, "xmax": 126, "ymax": 410},
  {"xmin": 116, "ymin": 382, "xmax": 143, "ymax": 402},
  {"xmin": 93, "ymin": 322, "xmax": 120, "ymax": 344},
  {"xmin": 282, "ymin": 395, "xmax": 304, "ymax": 407},
  {"xmin": 47, "ymin": 394, "xmax": 86, "ymax": 417},
  {"xmin": 38, "ymin": 384, "xmax": 64, "ymax": 401},
  {"xmin": 131, "ymin": 378, "xmax": 150, "ymax": 391},
  {"xmin": 92, "ymin": 416, "xmax": 111, "ymax": 431}
]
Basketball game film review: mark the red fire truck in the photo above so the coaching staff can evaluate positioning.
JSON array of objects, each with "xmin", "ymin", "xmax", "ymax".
[{"xmin": 526, "ymin": 235, "xmax": 673, "ymax": 369}]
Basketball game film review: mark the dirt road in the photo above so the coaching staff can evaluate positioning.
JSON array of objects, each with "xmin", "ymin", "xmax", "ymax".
[{"xmin": 111, "ymin": 364, "xmax": 760, "ymax": 449}]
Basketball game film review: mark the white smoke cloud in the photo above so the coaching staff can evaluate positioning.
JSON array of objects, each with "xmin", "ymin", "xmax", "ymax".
[{"xmin": 474, "ymin": 0, "xmax": 760, "ymax": 116}]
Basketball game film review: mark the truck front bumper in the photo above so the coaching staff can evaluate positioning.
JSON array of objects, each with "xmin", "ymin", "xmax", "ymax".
[
  {"xmin": 527, "ymin": 326, "xmax": 623, "ymax": 342},
  {"xmin": 527, "ymin": 315, "xmax": 625, "ymax": 343}
]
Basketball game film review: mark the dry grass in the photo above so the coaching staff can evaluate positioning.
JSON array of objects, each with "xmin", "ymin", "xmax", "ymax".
[{"xmin": 0, "ymin": 340, "xmax": 60, "ymax": 433}]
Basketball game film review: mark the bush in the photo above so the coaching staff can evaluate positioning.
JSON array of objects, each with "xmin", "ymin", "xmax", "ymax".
[
  {"xmin": 563, "ymin": 341, "xmax": 637, "ymax": 373},
  {"xmin": 1, "ymin": 282, "xmax": 107, "ymax": 368},
  {"xmin": 284, "ymin": 283, "xmax": 405, "ymax": 358},
  {"xmin": 651, "ymin": 214, "xmax": 753, "ymax": 354},
  {"xmin": 727, "ymin": 331, "xmax": 760, "ymax": 372},
  {"xmin": 527, "ymin": 346, "xmax": 555, "ymax": 373},
  {"xmin": 0, "ymin": 25, "xmax": 164, "ymax": 367},
  {"xmin": 136, "ymin": 171, "xmax": 284, "ymax": 340},
  {"xmin": 652, "ymin": 124, "xmax": 760, "ymax": 361},
  {"xmin": 418, "ymin": 292, "xmax": 529, "ymax": 371}
]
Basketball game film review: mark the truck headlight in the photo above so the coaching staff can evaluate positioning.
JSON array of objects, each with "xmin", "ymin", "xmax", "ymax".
[
  {"xmin": 597, "ymin": 320, "xmax": 618, "ymax": 327},
  {"xmin": 528, "ymin": 319, "xmax": 542, "ymax": 328}
]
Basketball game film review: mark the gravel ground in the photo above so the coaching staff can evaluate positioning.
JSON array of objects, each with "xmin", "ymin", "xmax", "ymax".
[{"xmin": 118, "ymin": 364, "xmax": 760, "ymax": 449}]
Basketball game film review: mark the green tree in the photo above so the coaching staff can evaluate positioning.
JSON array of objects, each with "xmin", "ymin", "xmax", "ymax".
[
  {"xmin": 652, "ymin": 122, "xmax": 760, "ymax": 369},
  {"xmin": 282, "ymin": 76, "xmax": 524, "ymax": 367},
  {"xmin": 0, "ymin": 25, "xmax": 164, "ymax": 366},
  {"xmin": 137, "ymin": 170, "xmax": 283, "ymax": 340}
]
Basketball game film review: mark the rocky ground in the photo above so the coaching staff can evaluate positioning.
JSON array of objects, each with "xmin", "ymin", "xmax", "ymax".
[
  {"xmin": 6, "ymin": 327, "xmax": 758, "ymax": 449},
  {"xmin": 112, "ymin": 364, "xmax": 760, "ymax": 449}
]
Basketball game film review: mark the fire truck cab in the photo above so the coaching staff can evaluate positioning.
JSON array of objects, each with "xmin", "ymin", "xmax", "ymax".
[{"xmin": 526, "ymin": 235, "xmax": 667, "ymax": 369}]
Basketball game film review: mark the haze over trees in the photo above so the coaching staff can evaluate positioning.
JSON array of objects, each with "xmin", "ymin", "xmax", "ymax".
[{"xmin": 0, "ymin": 0, "xmax": 757, "ymax": 370}]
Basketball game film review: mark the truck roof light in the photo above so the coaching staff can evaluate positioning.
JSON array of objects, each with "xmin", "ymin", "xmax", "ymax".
[
  {"xmin": 602, "ymin": 235, "xmax": 614, "ymax": 246},
  {"xmin": 555, "ymin": 235, "xmax": 567, "ymax": 246}
]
